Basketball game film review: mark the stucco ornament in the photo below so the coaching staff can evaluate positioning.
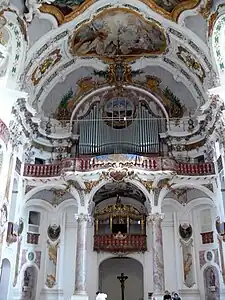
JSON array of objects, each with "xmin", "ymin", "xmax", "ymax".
[
  {"xmin": 0, "ymin": 0, "xmax": 9, "ymax": 9},
  {"xmin": 24, "ymin": 0, "xmax": 55, "ymax": 22}
]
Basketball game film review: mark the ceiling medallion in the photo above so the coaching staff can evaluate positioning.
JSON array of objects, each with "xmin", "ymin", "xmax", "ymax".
[
  {"xmin": 40, "ymin": 0, "xmax": 200, "ymax": 24},
  {"xmin": 70, "ymin": 7, "xmax": 167, "ymax": 61}
]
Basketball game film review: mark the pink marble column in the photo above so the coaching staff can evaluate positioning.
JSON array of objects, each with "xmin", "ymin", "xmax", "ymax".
[
  {"xmin": 149, "ymin": 213, "xmax": 165, "ymax": 295},
  {"xmin": 74, "ymin": 214, "xmax": 91, "ymax": 295}
]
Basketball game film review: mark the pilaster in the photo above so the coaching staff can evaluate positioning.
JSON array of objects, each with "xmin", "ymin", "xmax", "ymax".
[
  {"xmin": 148, "ymin": 213, "xmax": 165, "ymax": 298},
  {"xmin": 71, "ymin": 213, "xmax": 91, "ymax": 300}
]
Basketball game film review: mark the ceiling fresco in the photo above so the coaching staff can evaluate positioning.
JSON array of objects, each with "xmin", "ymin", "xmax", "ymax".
[
  {"xmin": 39, "ymin": 0, "xmax": 201, "ymax": 23},
  {"xmin": 150, "ymin": 0, "xmax": 199, "ymax": 13},
  {"xmin": 70, "ymin": 8, "xmax": 167, "ymax": 60},
  {"xmin": 52, "ymin": 67, "xmax": 185, "ymax": 122},
  {"xmin": 93, "ymin": 182, "xmax": 146, "ymax": 204}
]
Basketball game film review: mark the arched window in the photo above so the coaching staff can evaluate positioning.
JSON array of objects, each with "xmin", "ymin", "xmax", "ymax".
[
  {"xmin": 27, "ymin": 211, "xmax": 41, "ymax": 245},
  {"xmin": 200, "ymin": 209, "xmax": 212, "ymax": 233},
  {"xmin": 0, "ymin": 258, "xmax": 11, "ymax": 300},
  {"xmin": 8, "ymin": 178, "xmax": 18, "ymax": 222}
]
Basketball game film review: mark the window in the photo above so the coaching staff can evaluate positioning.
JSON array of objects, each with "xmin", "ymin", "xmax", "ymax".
[
  {"xmin": 35, "ymin": 158, "xmax": 45, "ymax": 165},
  {"xmin": 28, "ymin": 211, "xmax": 40, "ymax": 234},
  {"xmin": 195, "ymin": 155, "xmax": 205, "ymax": 163},
  {"xmin": 200, "ymin": 209, "xmax": 212, "ymax": 233}
]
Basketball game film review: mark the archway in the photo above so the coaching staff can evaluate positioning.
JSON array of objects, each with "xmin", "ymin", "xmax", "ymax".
[
  {"xmin": 22, "ymin": 266, "xmax": 38, "ymax": 300},
  {"xmin": 0, "ymin": 258, "xmax": 11, "ymax": 300},
  {"xmin": 99, "ymin": 257, "xmax": 143, "ymax": 300},
  {"xmin": 203, "ymin": 266, "xmax": 220, "ymax": 300}
]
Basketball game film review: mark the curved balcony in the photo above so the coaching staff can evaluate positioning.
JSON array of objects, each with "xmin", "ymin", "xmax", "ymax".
[
  {"xmin": 23, "ymin": 155, "xmax": 215, "ymax": 178},
  {"xmin": 93, "ymin": 234, "xmax": 147, "ymax": 253}
]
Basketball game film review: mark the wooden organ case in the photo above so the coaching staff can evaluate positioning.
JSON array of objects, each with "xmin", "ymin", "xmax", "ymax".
[{"xmin": 93, "ymin": 202, "xmax": 147, "ymax": 253}]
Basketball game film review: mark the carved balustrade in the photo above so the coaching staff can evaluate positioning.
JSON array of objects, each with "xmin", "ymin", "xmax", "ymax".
[
  {"xmin": 94, "ymin": 234, "xmax": 147, "ymax": 253},
  {"xmin": 23, "ymin": 156, "xmax": 215, "ymax": 177}
]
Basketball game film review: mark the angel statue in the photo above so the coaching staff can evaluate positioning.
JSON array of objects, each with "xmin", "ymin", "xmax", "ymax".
[{"xmin": 24, "ymin": 0, "xmax": 55, "ymax": 22}]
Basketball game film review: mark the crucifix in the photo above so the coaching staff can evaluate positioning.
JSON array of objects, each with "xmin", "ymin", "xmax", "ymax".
[{"xmin": 117, "ymin": 273, "xmax": 128, "ymax": 300}]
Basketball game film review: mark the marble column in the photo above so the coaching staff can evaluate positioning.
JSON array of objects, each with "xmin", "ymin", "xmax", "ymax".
[
  {"xmin": 74, "ymin": 214, "xmax": 91, "ymax": 295},
  {"xmin": 149, "ymin": 213, "xmax": 165, "ymax": 295}
]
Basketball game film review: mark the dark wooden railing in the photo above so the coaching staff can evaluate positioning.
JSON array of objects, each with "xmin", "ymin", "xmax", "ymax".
[
  {"xmin": 94, "ymin": 234, "xmax": 147, "ymax": 253},
  {"xmin": 23, "ymin": 156, "xmax": 215, "ymax": 177}
]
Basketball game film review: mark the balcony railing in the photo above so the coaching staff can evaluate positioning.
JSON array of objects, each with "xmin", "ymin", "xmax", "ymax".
[
  {"xmin": 23, "ymin": 155, "xmax": 215, "ymax": 177},
  {"xmin": 94, "ymin": 234, "xmax": 147, "ymax": 253}
]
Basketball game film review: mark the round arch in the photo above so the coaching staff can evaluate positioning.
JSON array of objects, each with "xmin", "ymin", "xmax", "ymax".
[
  {"xmin": 70, "ymin": 85, "xmax": 169, "ymax": 126},
  {"xmin": 25, "ymin": 199, "xmax": 54, "ymax": 213},
  {"xmin": 24, "ymin": 183, "xmax": 80, "ymax": 206},
  {"xmin": 98, "ymin": 256, "xmax": 144, "ymax": 300},
  {"xmin": 162, "ymin": 198, "xmax": 183, "ymax": 212},
  {"xmin": 87, "ymin": 178, "xmax": 152, "ymax": 210},
  {"xmin": 57, "ymin": 198, "xmax": 78, "ymax": 213},
  {"xmin": 158, "ymin": 183, "xmax": 215, "ymax": 208},
  {"xmin": 202, "ymin": 264, "xmax": 220, "ymax": 300},
  {"xmin": 183, "ymin": 198, "xmax": 215, "ymax": 216},
  {"xmin": 18, "ymin": 262, "xmax": 39, "ymax": 299},
  {"xmin": 0, "ymin": 258, "xmax": 11, "ymax": 300}
]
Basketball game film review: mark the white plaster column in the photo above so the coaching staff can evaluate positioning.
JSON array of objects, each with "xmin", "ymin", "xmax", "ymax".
[
  {"xmin": 72, "ymin": 214, "xmax": 91, "ymax": 300},
  {"xmin": 149, "ymin": 213, "xmax": 165, "ymax": 297}
]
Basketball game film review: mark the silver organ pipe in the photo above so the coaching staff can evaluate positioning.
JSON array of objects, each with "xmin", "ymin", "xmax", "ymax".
[{"xmin": 77, "ymin": 103, "xmax": 164, "ymax": 155}]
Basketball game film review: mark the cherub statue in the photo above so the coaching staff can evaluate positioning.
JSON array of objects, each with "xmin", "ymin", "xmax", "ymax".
[{"xmin": 24, "ymin": 0, "xmax": 55, "ymax": 22}]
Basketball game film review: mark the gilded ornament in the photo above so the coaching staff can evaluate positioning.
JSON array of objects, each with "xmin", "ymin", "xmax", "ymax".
[
  {"xmin": 139, "ymin": 76, "xmax": 184, "ymax": 118},
  {"xmin": 157, "ymin": 178, "xmax": 171, "ymax": 189},
  {"xmin": 141, "ymin": 180, "xmax": 153, "ymax": 192},
  {"xmin": 94, "ymin": 203, "xmax": 143, "ymax": 219},
  {"xmin": 176, "ymin": 46, "xmax": 206, "ymax": 83},
  {"xmin": 0, "ymin": 31, "xmax": 5, "ymax": 45},
  {"xmin": 198, "ymin": 0, "xmax": 213, "ymax": 19},
  {"xmin": 54, "ymin": 77, "xmax": 97, "ymax": 120},
  {"xmin": 31, "ymin": 49, "xmax": 62, "ymax": 85},
  {"xmin": 84, "ymin": 176, "xmax": 103, "ymax": 193}
]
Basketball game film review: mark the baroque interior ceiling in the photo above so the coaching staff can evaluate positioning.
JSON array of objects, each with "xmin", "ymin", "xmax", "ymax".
[
  {"xmin": 0, "ymin": 0, "xmax": 222, "ymax": 151},
  {"xmin": 93, "ymin": 182, "xmax": 146, "ymax": 204}
]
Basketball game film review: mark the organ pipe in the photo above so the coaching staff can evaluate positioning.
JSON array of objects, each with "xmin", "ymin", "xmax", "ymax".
[{"xmin": 77, "ymin": 103, "xmax": 164, "ymax": 155}]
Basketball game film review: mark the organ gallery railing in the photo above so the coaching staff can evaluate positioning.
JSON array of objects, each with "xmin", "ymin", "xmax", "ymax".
[
  {"xmin": 94, "ymin": 234, "xmax": 147, "ymax": 253},
  {"xmin": 23, "ymin": 154, "xmax": 215, "ymax": 177}
]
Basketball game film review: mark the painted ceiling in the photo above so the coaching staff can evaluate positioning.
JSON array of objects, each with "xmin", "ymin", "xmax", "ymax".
[
  {"xmin": 93, "ymin": 182, "xmax": 146, "ymax": 204},
  {"xmin": 1, "ymin": 0, "xmax": 220, "ymax": 148},
  {"xmin": 70, "ymin": 8, "xmax": 167, "ymax": 60},
  {"xmin": 40, "ymin": 0, "xmax": 201, "ymax": 23}
]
